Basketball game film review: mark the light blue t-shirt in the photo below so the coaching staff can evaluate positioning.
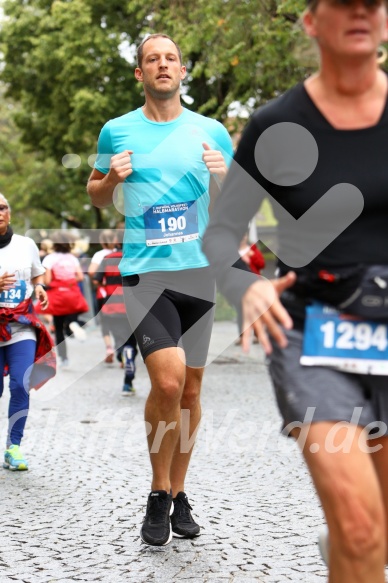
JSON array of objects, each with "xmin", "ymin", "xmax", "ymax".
[{"xmin": 94, "ymin": 107, "xmax": 234, "ymax": 276}]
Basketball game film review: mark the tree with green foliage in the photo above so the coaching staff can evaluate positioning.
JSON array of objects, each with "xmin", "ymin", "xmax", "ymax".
[
  {"xmin": 137, "ymin": 0, "xmax": 310, "ymax": 119},
  {"xmin": 0, "ymin": 0, "xmax": 312, "ymax": 228}
]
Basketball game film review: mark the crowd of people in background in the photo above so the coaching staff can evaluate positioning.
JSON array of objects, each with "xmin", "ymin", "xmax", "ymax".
[{"xmin": 33, "ymin": 229, "xmax": 140, "ymax": 390}]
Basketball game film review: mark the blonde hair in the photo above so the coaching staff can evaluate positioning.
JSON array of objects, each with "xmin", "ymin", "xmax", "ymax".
[
  {"xmin": 99, "ymin": 229, "xmax": 115, "ymax": 247},
  {"xmin": 40, "ymin": 238, "xmax": 53, "ymax": 254}
]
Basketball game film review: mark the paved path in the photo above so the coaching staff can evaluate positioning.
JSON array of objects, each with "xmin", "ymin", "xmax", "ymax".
[{"xmin": 0, "ymin": 321, "xmax": 329, "ymax": 583}]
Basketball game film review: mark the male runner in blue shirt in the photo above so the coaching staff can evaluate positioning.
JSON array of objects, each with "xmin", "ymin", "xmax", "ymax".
[{"xmin": 87, "ymin": 33, "xmax": 233, "ymax": 546}]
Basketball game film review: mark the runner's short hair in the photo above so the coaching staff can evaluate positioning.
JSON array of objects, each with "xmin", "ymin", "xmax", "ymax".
[{"xmin": 137, "ymin": 34, "xmax": 183, "ymax": 68}]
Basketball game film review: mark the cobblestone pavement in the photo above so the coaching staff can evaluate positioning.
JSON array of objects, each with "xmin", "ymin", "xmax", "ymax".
[{"xmin": 0, "ymin": 320, "xmax": 330, "ymax": 583}]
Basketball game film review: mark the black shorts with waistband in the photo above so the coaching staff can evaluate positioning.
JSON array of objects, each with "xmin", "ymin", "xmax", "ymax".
[{"xmin": 122, "ymin": 268, "xmax": 216, "ymax": 367}]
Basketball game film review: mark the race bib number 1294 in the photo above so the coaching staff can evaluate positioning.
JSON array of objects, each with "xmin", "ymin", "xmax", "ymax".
[{"xmin": 301, "ymin": 302, "xmax": 388, "ymax": 375}]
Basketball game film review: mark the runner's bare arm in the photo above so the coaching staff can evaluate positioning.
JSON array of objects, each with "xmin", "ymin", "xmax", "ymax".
[
  {"xmin": 202, "ymin": 142, "xmax": 228, "ymax": 214},
  {"xmin": 87, "ymin": 150, "xmax": 133, "ymax": 208}
]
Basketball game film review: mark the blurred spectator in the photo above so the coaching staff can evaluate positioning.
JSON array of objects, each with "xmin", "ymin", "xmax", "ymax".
[
  {"xmin": 88, "ymin": 230, "xmax": 117, "ymax": 363},
  {"xmin": 38, "ymin": 239, "xmax": 55, "ymax": 334},
  {"xmin": 39, "ymin": 231, "xmax": 88, "ymax": 367},
  {"xmin": 94, "ymin": 230, "xmax": 138, "ymax": 394},
  {"xmin": 39, "ymin": 238, "xmax": 53, "ymax": 260}
]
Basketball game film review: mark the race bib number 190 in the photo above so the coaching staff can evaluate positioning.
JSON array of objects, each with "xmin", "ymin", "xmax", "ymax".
[
  {"xmin": 143, "ymin": 201, "xmax": 199, "ymax": 246},
  {"xmin": 301, "ymin": 302, "xmax": 388, "ymax": 375}
]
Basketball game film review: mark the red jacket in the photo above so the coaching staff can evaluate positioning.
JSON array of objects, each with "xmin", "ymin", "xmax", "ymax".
[{"xmin": 0, "ymin": 298, "xmax": 56, "ymax": 389}]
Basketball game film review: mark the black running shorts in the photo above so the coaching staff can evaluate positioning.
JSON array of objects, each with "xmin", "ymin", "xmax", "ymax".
[{"xmin": 122, "ymin": 268, "xmax": 216, "ymax": 367}]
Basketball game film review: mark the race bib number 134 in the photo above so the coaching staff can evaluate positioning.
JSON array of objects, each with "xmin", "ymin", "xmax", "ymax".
[{"xmin": 0, "ymin": 280, "xmax": 27, "ymax": 308}]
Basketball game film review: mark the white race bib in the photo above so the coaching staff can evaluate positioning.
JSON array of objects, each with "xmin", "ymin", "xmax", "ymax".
[{"xmin": 143, "ymin": 201, "xmax": 199, "ymax": 246}]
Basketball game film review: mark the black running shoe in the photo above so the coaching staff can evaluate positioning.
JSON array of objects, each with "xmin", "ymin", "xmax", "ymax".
[
  {"xmin": 171, "ymin": 492, "xmax": 200, "ymax": 538},
  {"xmin": 140, "ymin": 490, "xmax": 173, "ymax": 546}
]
